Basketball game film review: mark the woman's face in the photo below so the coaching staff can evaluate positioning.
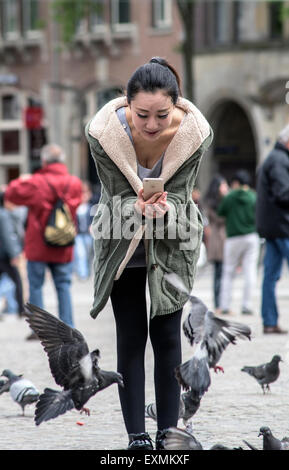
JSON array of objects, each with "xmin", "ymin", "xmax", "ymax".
[
  {"xmin": 129, "ymin": 90, "xmax": 174, "ymax": 141},
  {"xmin": 219, "ymin": 180, "xmax": 229, "ymax": 196}
]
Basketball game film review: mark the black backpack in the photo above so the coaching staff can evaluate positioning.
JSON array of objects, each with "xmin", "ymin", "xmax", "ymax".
[{"xmin": 43, "ymin": 178, "xmax": 76, "ymax": 247}]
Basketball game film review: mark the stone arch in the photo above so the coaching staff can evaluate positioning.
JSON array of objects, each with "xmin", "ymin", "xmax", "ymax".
[{"xmin": 198, "ymin": 93, "xmax": 259, "ymax": 193}]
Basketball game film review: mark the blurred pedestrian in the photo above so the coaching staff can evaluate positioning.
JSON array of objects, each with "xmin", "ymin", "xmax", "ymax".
[
  {"xmin": 73, "ymin": 181, "xmax": 96, "ymax": 280},
  {"xmin": 5, "ymin": 144, "xmax": 82, "ymax": 336},
  {"xmin": 203, "ymin": 174, "xmax": 229, "ymax": 313},
  {"xmin": 85, "ymin": 57, "xmax": 213, "ymax": 450},
  {"xmin": 192, "ymin": 187, "xmax": 209, "ymax": 269},
  {"xmin": 218, "ymin": 169, "xmax": 259, "ymax": 315},
  {"xmin": 256, "ymin": 124, "xmax": 289, "ymax": 334},
  {"xmin": 3, "ymin": 197, "xmax": 29, "ymax": 306},
  {"xmin": 0, "ymin": 273, "xmax": 18, "ymax": 316},
  {"xmin": 0, "ymin": 191, "xmax": 24, "ymax": 318}
]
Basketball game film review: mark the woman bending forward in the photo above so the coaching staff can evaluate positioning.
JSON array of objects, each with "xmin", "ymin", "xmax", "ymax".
[{"xmin": 85, "ymin": 57, "xmax": 213, "ymax": 450}]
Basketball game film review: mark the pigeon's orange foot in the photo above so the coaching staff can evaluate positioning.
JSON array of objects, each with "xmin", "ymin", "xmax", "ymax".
[
  {"xmin": 80, "ymin": 407, "xmax": 90, "ymax": 416},
  {"xmin": 214, "ymin": 365, "xmax": 224, "ymax": 374}
]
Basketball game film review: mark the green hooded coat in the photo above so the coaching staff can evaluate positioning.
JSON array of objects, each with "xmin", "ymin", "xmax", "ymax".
[{"xmin": 85, "ymin": 96, "xmax": 213, "ymax": 319}]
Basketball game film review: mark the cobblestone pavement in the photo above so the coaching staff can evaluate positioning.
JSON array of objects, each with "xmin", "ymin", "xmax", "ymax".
[{"xmin": 1, "ymin": 263, "xmax": 289, "ymax": 451}]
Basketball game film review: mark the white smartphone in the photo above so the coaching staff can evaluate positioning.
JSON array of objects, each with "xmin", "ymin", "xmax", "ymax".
[{"xmin": 143, "ymin": 177, "xmax": 164, "ymax": 201}]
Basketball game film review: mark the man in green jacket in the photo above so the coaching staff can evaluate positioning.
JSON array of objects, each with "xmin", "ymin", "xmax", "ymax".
[{"xmin": 217, "ymin": 169, "xmax": 259, "ymax": 315}]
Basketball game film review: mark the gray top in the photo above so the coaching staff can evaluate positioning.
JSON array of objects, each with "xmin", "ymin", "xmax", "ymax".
[{"xmin": 116, "ymin": 106, "xmax": 164, "ymax": 268}]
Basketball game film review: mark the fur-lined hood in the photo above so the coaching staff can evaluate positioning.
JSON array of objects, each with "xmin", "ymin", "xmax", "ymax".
[{"xmin": 87, "ymin": 96, "xmax": 211, "ymax": 194}]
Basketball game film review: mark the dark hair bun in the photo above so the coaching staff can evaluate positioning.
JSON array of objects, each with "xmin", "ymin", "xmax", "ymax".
[
  {"xmin": 149, "ymin": 57, "xmax": 181, "ymax": 91},
  {"xmin": 126, "ymin": 56, "xmax": 181, "ymax": 104}
]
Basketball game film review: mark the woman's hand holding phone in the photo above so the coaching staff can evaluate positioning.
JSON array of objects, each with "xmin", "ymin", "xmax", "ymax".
[{"xmin": 135, "ymin": 188, "xmax": 169, "ymax": 219}]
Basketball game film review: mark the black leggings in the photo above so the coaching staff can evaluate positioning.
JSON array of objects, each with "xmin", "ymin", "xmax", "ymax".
[{"xmin": 110, "ymin": 267, "xmax": 182, "ymax": 435}]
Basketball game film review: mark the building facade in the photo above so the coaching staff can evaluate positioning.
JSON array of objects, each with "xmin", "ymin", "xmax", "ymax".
[
  {"xmin": 0, "ymin": 0, "xmax": 288, "ymax": 192},
  {"xmin": 194, "ymin": 0, "xmax": 289, "ymax": 189},
  {"xmin": 0, "ymin": 0, "xmax": 183, "ymax": 187}
]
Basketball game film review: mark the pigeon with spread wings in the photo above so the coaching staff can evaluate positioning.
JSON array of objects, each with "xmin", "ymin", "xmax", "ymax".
[
  {"xmin": 24, "ymin": 303, "xmax": 124, "ymax": 425},
  {"xmin": 164, "ymin": 273, "xmax": 251, "ymax": 396}
]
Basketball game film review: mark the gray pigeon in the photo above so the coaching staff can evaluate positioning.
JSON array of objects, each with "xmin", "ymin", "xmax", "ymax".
[
  {"xmin": 241, "ymin": 355, "xmax": 282, "ymax": 393},
  {"xmin": 146, "ymin": 389, "xmax": 202, "ymax": 426},
  {"xmin": 164, "ymin": 273, "xmax": 251, "ymax": 395},
  {"xmin": 163, "ymin": 426, "xmax": 244, "ymax": 451},
  {"xmin": 24, "ymin": 303, "xmax": 124, "ymax": 425},
  {"xmin": 163, "ymin": 426, "xmax": 203, "ymax": 450},
  {"xmin": 180, "ymin": 389, "xmax": 202, "ymax": 424},
  {"xmin": 0, "ymin": 369, "xmax": 40, "ymax": 416},
  {"xmin": 259, "ymin": 426, "xmax": 289, "ymax": 450},
  {"xmin": 244, "ymin": 426, "xmax": 289, "ymax": 450},
  {"xmin": 210, "ymin": 444, "xmax": 244, "ymax": 450}
]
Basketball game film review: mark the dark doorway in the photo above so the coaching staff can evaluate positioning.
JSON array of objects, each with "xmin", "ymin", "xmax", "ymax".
[{"xmin": 211, "ymin": 101, "xmax": 257, "ymax": 187}]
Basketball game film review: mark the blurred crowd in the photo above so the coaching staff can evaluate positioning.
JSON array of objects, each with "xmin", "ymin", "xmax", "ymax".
[{"xmin": 196, "ymin": 122, "xmax": 289, "ymax": 334}]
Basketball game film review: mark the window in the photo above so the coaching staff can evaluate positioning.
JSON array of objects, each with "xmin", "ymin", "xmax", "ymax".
[
  {"xmin": 269, "ymin": 1, "xmax": 283, "ymax": 39},
  {"xmin": 152, "ymin": 0, "xmax": 172, "ymax": 29},
  {"xmin": 76, "ymin": 1, "xmax": 106, "ymax": 36},
  {"xmin": 1, "ymin": 130, "xmax": 20, "ymax": 154},
  {"xmin": 96, "ymin": 87, "xmax": 122, "ymax": 110},
  {"xmin": 23, "ymin": 0, "xmax": 39, "ymax": 33},
  {"xmin": 1, "ymin": 95, "xmax": 19, "ymax": 120},
  {"xmin": 7, "ymin": 167, "xmax": 20, "ymax": 181},
  {"xmin": 90, "ymin": 0, "xmax": 106, "ymax": 32},
  {"xmin": 214, "ymin": 0, "xmax": 232, "ymax": 45},
  {"xmin": 2, "ymin": 0, "xmax": 19, "ymax": 39},
  {"xmin": 110, "ymin": 0, "xmax": 130, "ymax": 25},
  {"xmin": 0, "ymin": 0, "xmax": 43, "ymax": 42}
]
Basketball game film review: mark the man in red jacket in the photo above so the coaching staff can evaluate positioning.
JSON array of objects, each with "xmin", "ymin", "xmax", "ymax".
[{"xmin": 5, "ymin": 144, "xmax": 82, "ymax": 335}]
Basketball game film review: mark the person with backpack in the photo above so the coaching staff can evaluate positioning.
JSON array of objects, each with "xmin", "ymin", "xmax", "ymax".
[{"xmin": 5, "ymin": 144, "xmax": 82, "ymax": 336}]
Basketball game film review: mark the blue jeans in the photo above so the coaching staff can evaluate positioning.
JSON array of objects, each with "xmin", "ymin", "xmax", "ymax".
[
  {"xmin": 27, "ymin": 260, "xmax": 74, "ymax": 327},
  {"xmin": 261, "ymin": 238, "xmax": 289, "ymax": 327},
  {"xmin": 0, "ymin": 273, "xmax": 18, "ymax": 313},
  {"xmin": 73, "ymin": 233, "xmax": 93, "ymax": 280}
]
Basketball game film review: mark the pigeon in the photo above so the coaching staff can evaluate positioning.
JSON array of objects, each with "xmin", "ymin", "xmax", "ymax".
[
  {"xmin": 164, "ymin": 273, "xmax": 251, "ymax": 395},
  {"xmin": 210, "ymin": 444, "xmax": 244, "ymax": 450},
  {"xmin": 163, "ymin": 426, "xmax": 244, "ymax": 451},
  {"xmin": 180, "ymin": 389, "xmax": 202, "ymax": 424},
  {"xmin": 241, "ymin": 355, "xmax": 282, "ymax": 393},
  {"xmin": 146, "ymin": 389, "xmax": 202, "ymax": 426},
  {"xmin": 23, "ymin": 303, "xmax": 124, "ymax": 425},
  {"xmin": 259, "ymin": 426, "xmax": 289, "ymax": 450},
  {"xmin": 0, "ymin": 369, "xmax": 40, "ymax": 416},
  {"xmin": 163, "ymin": 426, "xmax": 203, "ymax": 450},
  {"xmin": 244, "ymin": 426, "xmax": 289, "ymax": 450}
]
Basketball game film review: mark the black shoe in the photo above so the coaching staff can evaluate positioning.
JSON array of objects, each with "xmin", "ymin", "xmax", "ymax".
[
  {"xmin": 127, "ymin": 432, "xmax": 153, "ymax": 450},
  {"xmin": 155, "ymin": 429, "xmax": 169, "ymax": 450}
]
